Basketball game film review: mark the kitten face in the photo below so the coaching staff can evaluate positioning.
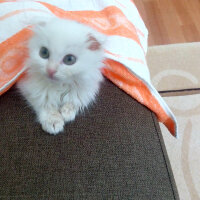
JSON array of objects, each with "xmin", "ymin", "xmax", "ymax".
[{"xmin": 27, "ymin": 18, "xmax": 105, "ymax": 82}]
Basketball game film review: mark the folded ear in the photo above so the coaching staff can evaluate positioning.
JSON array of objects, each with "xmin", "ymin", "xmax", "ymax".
[
  {"xmin": 21, "ymin": 15, "xmax": 54, "ymax": 32},
  {"xmin": 87, "ymin": 34, "xmax": 101, "ymax": 51},
  {"xmin": 87, "ymin": 32, "xmax": 106, "ymax": 51}
]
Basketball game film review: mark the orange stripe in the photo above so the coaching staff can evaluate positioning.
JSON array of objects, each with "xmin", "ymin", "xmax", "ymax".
[
  {"xmin": 105, "ymin": 50, "xmax": 145, "ymax": 64},
  {"xmin": 0, "ymin": 28, "xmax": 33, "ymax": 90},
  {"xmin": 0, "ymin": 9, "xmax": 49, "ymax": 20},
  {"xmin": 0, "ymin": 83, "xmax": 13, "ymax": 96},
  {"xmin": 115, "ymin": 0, "xmax": 127, "ymax": 8},
  {"xmin": 136, "ymin": 28, "xmax": 145, "ymax": 38},
  {"xmin": 0, "ymin": 0, "xmax": 19, "ymax": 3},
  {"xmin": 102, "ymin": 59, "xmax": 176, "ymax": 136},
  {"xmin": 0, "ymin": 72, "xmax": 25, "ymax": 96},
  {"xmin": 0, "ymin": 0, "xmax": 144, "ymax": 38},
  {"xmin": 37, "ymin": 2, "xmax": 142, "ymax": 46}
]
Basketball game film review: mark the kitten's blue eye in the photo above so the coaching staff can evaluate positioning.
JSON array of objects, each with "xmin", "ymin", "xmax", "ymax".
[
  {"xmin": 63, "ymin": 54, "xmax": 76, "ymax": 65},
  {"xmin": 39, "ymin": 47, "xmax": 49, "ymax": 59}
]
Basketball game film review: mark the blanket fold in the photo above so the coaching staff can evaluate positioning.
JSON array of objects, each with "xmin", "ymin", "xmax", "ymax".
[{"xmin": 0, "ymin": 0, "xmax": 178, "ymax": 137}]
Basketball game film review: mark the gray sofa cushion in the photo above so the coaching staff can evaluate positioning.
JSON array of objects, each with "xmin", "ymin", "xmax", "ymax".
[{"xmin": 0, "ymin": 79, "xmax": 179, "ymax": 199}]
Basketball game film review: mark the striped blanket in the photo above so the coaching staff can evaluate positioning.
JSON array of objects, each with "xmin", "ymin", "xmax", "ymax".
[{"xmin": 0, "ymin": 0, "xmax": 178, "ymax": 137}]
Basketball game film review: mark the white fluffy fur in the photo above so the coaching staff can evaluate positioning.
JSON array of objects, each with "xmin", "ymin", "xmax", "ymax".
[{"xmin": 17, "ymin": 18, "xmax": 105, "ymax": 135}]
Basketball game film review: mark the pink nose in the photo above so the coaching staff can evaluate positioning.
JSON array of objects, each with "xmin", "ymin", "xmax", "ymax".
[{"xmin": 47, "ymin": 68, "xmax": 57, "ymax": 78}]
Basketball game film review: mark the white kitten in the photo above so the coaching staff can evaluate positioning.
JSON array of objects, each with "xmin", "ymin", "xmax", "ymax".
[{"xmin": 17, "ymin": 18, "xmax": 105, "ymax": 135}]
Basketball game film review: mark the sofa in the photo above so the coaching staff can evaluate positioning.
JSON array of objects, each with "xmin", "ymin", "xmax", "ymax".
[{"xmin": 0, "ymin": 76, "xmax": 179, "ymax": 199}]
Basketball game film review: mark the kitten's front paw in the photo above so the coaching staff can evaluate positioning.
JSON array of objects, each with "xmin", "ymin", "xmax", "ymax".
[
  {"xmin": 61, "ymin": 103, "xmax": 77, "ymax": 122},
  {"xmin": 41, "ymin": 112, "xmax": 64, "ymax": 135}
]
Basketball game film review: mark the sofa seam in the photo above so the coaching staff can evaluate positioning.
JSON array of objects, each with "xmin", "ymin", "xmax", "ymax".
[{"xmin": 159, "ymin": 87, "xmax": 200, "ymax": 94}]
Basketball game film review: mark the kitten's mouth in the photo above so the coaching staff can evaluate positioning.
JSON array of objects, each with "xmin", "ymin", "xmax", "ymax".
[{"xmin": 47, "ymin": 74, "xmax": 58, "ymax": 81}]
